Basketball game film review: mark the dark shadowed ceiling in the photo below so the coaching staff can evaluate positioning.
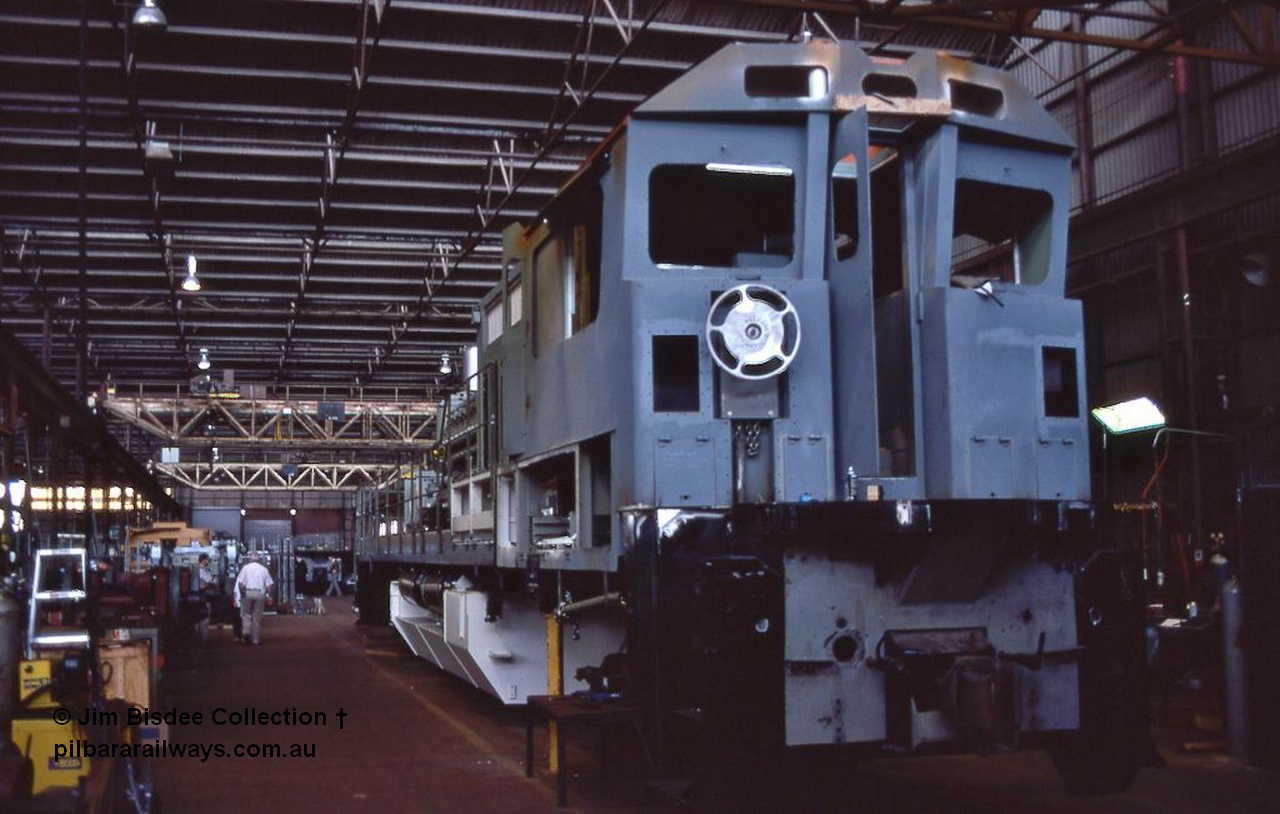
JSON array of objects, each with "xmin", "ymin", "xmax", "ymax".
[{"xmin": 2, "ymin": 0, "xmax": 1270, "ymax": 401}]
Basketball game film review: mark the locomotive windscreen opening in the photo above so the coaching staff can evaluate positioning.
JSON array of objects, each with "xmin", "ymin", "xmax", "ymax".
[
  {"xmin": 951, "ymin": 180, "xmax": 1052, "ymax": 285},
  {"xmin": 649, "ymin": 164, "xmax": 794, "ymax": 268}
]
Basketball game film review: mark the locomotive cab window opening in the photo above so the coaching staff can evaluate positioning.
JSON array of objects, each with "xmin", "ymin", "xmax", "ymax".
[
  {"xmin": 649, "ymin": 164, "xmax": 794, "ymax": 268},
  {"xmin": 867, "ymin": 144, "xmax": 914, "ymax": 477},
  {"xmin": 506, "ymin": 259, "xmax": 523, "ymax": 327},
  {"xmin": 533, "ymin": 184, "xmax": 602, "ymax": 353},
  {"xmin": 831, "ymin": 154, "xmax": 859, "ymax": 261},
  {"xmin": 485, "ymin": 297, "xmax": 503, "ymax": 345},
  {"xmin": 508, "ymin": 278, "xmax": 523, "ymax": 327},
  {"xmin": 831, "ymin": 145, "xmax": 899, "ymax": 262},
  {"xmin": 950, "ymin": 179, "xmax": 1052, "ymax": 286}
]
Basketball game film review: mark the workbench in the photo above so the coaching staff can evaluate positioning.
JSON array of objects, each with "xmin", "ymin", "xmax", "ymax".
[{"xmin": 524, "ymin": 695, "xmax": 636, "ymax": 808}]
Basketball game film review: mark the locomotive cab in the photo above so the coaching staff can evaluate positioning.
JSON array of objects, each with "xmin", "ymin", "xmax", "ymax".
[{"xmin": 395, "ymin": 40, "xmax": 1148, "ymax": 803}]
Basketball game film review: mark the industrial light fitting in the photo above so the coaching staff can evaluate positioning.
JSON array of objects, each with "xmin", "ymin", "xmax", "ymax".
[
  {"xmin": 132, "ymin": 0, "xmax": 168, "ymax": 33},
  {"xmin": 197, "ymin": 347, "xmax": 211, "ymax": 371},
  {"xmin": 1091, "ymin": 396, "xmax": 1166, "ymax": 435},
  {"xmin": 705, "ymin": 162, "xmax": 794, "ymax": 177},
  {"xmin": 439, "ymin": 353, "xmax": 452, "ymax": 375},
  {"xmin": 181, "ymin": 254, "xmax": 201, "ymax": 292},
  {"xmin": 289, "ymin": 507, "xmax": 298, "ymax": 517},
  {"xmin": 1241, "ymin": 251, "xmax": 1272, "ymax": 288},
  {"xmin": 240, "ymin": 507, "xmax": 247, "ymax": 517}
]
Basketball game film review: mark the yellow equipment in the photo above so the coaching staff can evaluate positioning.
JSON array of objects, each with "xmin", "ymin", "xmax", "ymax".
[
  {"xmin": 11, "ymin": 717, "xmax": 91, "ymax": 794},
  {"xmin": 18, "ymin": 659, "xmax": 54, "ymax": 709}
]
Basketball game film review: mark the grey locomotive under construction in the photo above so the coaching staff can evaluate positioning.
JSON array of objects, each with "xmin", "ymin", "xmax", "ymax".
[{"xmin": 358, "ymin": 39, "xmax": 1148, "ymax": 806}]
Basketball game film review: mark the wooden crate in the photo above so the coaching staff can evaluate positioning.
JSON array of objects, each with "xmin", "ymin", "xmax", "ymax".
[{"xmin": 99, "ymin": 642, "xmax": 151, "ymax": 708}]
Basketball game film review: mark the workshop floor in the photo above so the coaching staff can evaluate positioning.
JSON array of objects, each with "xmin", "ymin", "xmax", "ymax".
[{"xmin": 155, "ymin": 599, "xmax": 1279, "ymax": 813}]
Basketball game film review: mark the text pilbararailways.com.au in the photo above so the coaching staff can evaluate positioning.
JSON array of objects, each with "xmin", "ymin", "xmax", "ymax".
[
  {"xmin": 47, "ymin": 705, "xmax": 349, "ymax": 763},
  {"xmin": 56, "ymin": 739, "xmax": 319, "ymax": 762}
]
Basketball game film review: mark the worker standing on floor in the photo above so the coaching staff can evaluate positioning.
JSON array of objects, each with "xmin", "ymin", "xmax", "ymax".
[
  {"xmin": 326, "ymin": 556, "xmax": 342, "ymax": 597},
  {"xmin": 234, "ymin": 552, "xmax": 275, "ymax": 646},
  {"xmin": 196, "ymin": 553, "xmax": 217, "ymax": 642}
]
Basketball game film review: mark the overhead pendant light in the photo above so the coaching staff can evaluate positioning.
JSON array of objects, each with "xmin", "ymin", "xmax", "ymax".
[
  {"xmin": 1241, "ymin": 251, "xmax": 1272, "ymax": 288},
  {"xmin": 439, "ymin": 353, "xmax": 452, "ymax": 375},
  {"xmin": 132, "ymin": 0, "xmax": 168, "ymax": 33},
  {"xmin": 197, "ymin": 347, "xmax": 211, "ymax": 371},
  {"xmin": 181, "ymin": 253, "xmax": 201, "ymax": 292}
]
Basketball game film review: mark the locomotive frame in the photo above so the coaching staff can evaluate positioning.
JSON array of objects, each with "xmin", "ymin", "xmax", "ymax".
[{"xmin": 356, "ymin": 40, "xmax": 1150, "ymax": 803}]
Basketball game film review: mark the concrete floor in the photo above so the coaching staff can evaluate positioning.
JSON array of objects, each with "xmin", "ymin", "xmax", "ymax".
[{"xmin": 154, "ymin": 598, "xmax": 1279, "ymax": 813}]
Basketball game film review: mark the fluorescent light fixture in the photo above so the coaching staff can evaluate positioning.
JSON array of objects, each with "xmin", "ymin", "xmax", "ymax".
[
  {"xmin": 36, "ymin": 633, "xmax": 91, "ymax": 645},
  {"xmin": 197, "ymin": 347, "xmax": 211, "ymax": 371},
  {"xmin": 705, "ymin": 163, "xmax": 793, "ymax": 177},
  {"xmin": 439, "ymin": 353, "xmax": 452, "ymax": 375},
  {"xmin": 1091, "ymin": 397, "xmax": 1166, "ymax": 435},
  {"xmin": 181, "ymin": 254, "xmax": 201, "ymax": 292}
]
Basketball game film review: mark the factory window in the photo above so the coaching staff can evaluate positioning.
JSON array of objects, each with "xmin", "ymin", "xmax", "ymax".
[
  {"xmin": 1042, "ymin": 346, "xmax": 1080, "ymax": 418},
  {"xmin": 951, "ymin": 180, "xmax": 1052, "ymax": 286},
  {"xmin": 652, "ymin": 335, "xmax": 700, "ymax": 413},
  {"xmin": 650, "ymin": 164, "xmax": 794, "ymax": 269}
]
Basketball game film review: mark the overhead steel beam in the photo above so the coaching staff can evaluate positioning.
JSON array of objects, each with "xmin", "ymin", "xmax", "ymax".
[
  {"xmin": 0, "ymin": 128, "xmax": 589, "ymax": 172},
  {"xmin": 157, "ymin": 460, "xmax": 405, "ymax": 491},
  {"xmin": 1, "ymin": 233, "xmax": 105, "ymax": 383},
  {"xmin": 0, "ymin": 324, "xmax": 180, "ymax": 514},
  {"xmin": 103, "ymin": 394, "xmax": 438, "ymax": 449},
  {"xmin": 0, "ymin": 90, "xmax": 618, "ymax": 135},
  {"xmin": 721, "ymin": 0, "xmax": 1280, "ymax": 68},
  {"xmin": 0, "ymin": 12, "xmax": 691, "ymax": 71}
]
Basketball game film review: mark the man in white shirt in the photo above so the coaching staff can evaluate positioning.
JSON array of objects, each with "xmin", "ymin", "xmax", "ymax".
[
  {"xmin": 234, "ymin": 553, "xmax": 275, "ymax": 645},
  {"xmin": 196, "ymin": 553, "xmax": 217, "ymax": 642}
]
